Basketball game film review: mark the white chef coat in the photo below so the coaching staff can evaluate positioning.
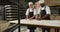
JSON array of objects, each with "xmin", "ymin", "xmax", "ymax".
[
  {"xmin": 41, "ymin": 6, "xmax": 51, "ymax": 14},
  {"xmin": 25, "ymin": 8, "xmax": 34, "ymax": 15},
  {"xmin": 25, "ymin": 6, "xmax": 51, "ymax": 16},
  {"xmin": 34, "ymin": 6, "xmax": 51, "ymax": 15},
  {"xmin": 34, "ymin": 7, "xmax": 42, "ymax": 15}
]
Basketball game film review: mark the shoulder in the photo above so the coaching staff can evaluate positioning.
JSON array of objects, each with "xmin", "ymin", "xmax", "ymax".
[
  {"xmin": 26, "ymin": 8, "xmax": 29, "ymax": 11},
  {"xmin": 27, "ymin": 8, "xmax": 29, "ymax": 10}
]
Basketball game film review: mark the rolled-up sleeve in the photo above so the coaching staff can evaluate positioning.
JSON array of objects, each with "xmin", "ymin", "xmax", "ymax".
[
  {"xmin": 25, "ymin": 9, "xmax": 29, "ymax": 15},
  {"xmin": 46, "ymin": 6, "xmax": 51, "ymax": 14}
]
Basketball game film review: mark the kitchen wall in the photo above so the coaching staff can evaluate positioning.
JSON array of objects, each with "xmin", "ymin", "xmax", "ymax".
[
  {"xmin": 0, "ymin": 5, "xmax": 4, "ymax": 20},
  {"xmin": 50, "ymin": 6, "xmax": 60, "ymax": 20}
]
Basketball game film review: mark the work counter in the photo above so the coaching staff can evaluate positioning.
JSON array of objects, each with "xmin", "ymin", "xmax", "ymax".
[
  {"xmin": 6, "ymin": 19, "xmax": 60, "ymax": 32},
  {"xmin": 10, "ymin": 19, "xmax": 60, "ymax": 28}
]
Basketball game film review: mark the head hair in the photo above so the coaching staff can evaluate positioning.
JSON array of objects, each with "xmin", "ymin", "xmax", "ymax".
[
  {"xmin": 28, "ymin": 2, "xmax": 33, "ymax": 6},
  {"xmin": 35, "ymin": 1, "xmax": 45, "ymax": 7},
  {"xmin": 37, "ymin": 1, "xmax": 44, "ymax": 4},
  {"xmin": 35, "ymin": 1, "xmax": 39, "ymax": 4}
]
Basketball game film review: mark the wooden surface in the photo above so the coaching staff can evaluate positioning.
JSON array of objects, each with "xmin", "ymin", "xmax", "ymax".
[
  {"xmin": 45, "ymin": 0, "xmax": 60, "ymax": 6},
  {"xmin": 50, "ymin": 15, "xmax": 60, "ymax": 20},
  {"xmin": 10, "ymin": 19, "xmax": 60, "ymax": 28}
]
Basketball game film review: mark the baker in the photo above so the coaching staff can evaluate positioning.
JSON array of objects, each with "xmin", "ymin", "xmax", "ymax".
[
  {"xmin": 37, "ymin": 1, "xmax": 51, "ymax": 32},
  {"xmin": 25, "ymin": 2, "xmax": 36, "ymax": 32}
]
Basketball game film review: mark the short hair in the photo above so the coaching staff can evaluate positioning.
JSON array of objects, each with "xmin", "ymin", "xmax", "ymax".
[
  {"xmin": 28, "ymin": 2, "xmax": 33, "ymax": 5},
  {"xmin": 37, "ymin": 1, "xmax": 44, "ymax": 4}
]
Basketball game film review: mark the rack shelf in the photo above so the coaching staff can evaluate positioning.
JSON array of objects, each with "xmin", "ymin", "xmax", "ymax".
[{"xmin": 5, "ymin": 5, "xmax": 18, "ymax": 21}]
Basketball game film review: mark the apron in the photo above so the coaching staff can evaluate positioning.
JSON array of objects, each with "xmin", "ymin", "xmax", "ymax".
[
  {"xmin": 28, "ymin": 9, "xmax": 36, "ymax": 30},
  {"xmin": 40, "ymin": 6, "xmax": 50, "ymax": 20},
  {"xmin": 41, "ymin": 6, "xmax": 50, "ymax": 32},
  {"xmin": 28, "ymin": 12, "xmax": 33, "ymax": 18}
]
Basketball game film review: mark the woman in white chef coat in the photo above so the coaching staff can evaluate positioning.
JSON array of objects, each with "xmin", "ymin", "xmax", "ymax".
[
  {"xmin": 37, "ymin": 1, "xmax": 51, "ymax": 32},
  {"xmin": 25, "ymin": 2, "xmax": 36, "ymax": 32},
  {"xmin": 34, "ymin": 1, "xmax": 42, "ymax": 32},
  {"xmin": 33, "ymin": 1, "xmax": 41, "ymax": 19}
]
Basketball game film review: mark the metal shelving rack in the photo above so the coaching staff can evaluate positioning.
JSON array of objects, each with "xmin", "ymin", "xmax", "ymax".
[
  {"xmin": 4, "ymin": 5, "xmax": 18, "ymax": 21},
  {"xmin": 3, "ymin": 5, "xmax": 19, "ymax": 32},
  {"xmin": 0, "ymin": 0, "xmax": 20, "ymax": 32}
]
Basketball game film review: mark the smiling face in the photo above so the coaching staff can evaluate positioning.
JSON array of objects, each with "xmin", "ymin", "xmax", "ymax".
[{"xmin": 34, "ymin": 2, "xmax": 41, "ymax": 9}]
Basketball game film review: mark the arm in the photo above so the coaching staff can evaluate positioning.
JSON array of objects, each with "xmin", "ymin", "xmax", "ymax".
[
  {"xmin": 41, "ymin": 14, "xmax": 50, "ymax": 19},
  {"xmin": 37, "ymin": 14, "xmax": 42, "ymax": 20},
  {"xmin": 29, "ymin": 15, "xmax": 36, "ymax": 19},
  {"xmin": 29, "ymin": 9, "xmax": 36, "ymax": 19},
  {"xmin": 25, "ymin": 9, "xmax": 29, "ymax": 19}
]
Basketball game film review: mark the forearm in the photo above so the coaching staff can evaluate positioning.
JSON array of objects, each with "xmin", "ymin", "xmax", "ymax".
[
  {"xmin": 30, "ymin": 15, "xmax": 35, "ymax": 19},
  {"xmin": 41, "ymin": 14, "xmax": 49, "ymax": 19}
]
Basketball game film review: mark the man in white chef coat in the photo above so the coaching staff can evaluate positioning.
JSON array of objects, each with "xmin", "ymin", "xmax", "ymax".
[{"xmin": 37, "ymin": 1, "xmax": 51, "ymax": 32}]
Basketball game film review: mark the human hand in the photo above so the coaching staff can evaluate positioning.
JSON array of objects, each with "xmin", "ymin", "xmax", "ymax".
[
  {"xmin": 37, "ymin": 17, "xmax": 42, "ymax": 20},
  {"xmin": 28, "ymin": 18, "xmax": 33, "ymax": 20}
]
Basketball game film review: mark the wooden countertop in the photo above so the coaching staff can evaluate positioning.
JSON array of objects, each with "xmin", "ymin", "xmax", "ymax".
[{"xmin": 9, "ymin": 19, "xmax": 60, "ymax": 28}]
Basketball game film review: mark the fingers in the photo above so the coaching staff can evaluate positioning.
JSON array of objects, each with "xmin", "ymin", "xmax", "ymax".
[
  {"xmin": 28, "ymin": 18, "xmax": 33, "ymax": 20},
  {"xmin": 37, "ymin": 17, "xmax": 42, "ymax": 20}
]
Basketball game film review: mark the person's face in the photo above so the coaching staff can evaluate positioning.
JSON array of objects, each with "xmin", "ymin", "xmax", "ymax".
[
  {"xmin": 34, "ymin": 3, "xmax": 37, "ymax": 8},
  {"xmin": 35, "ymin": 2, "xmax": 41, "ymax": 8},
  {"xmin": 29, "ymin": 4, "xmax": 33, "ymax": 8}
]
